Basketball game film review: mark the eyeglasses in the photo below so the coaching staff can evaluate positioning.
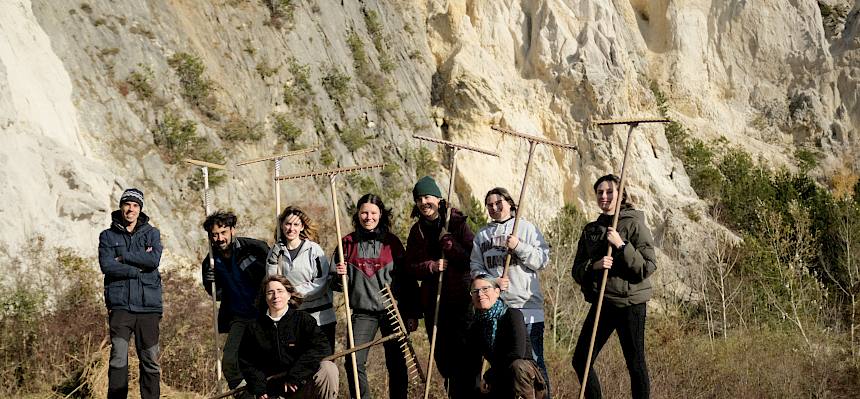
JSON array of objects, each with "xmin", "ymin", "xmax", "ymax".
[{"xmin": 470, "ymin": 286, "xmax": 494, "ymax": 296}]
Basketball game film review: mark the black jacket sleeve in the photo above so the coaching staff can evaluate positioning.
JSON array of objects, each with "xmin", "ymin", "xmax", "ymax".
[
  {"xmin": 238, "ymin": 325, "xmax": 268, "ymax": 395},
  {"xmin": 284, "ymin": 313, "xmax": 331, "ymax": 385}
]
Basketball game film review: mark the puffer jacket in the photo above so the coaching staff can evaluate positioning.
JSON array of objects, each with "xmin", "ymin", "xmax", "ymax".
[
  {"xmin": 571, "ymin": 205, "xmax": 657, "ymax": 307},
  {"xmin": 98, "ymin": 210, "xmax": 163, "ymax": 313}
]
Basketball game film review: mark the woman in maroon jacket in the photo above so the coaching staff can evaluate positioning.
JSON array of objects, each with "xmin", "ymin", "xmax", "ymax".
[{"xmin": 404, "ymin": 176, "xmax": 477, "ymax": 398}]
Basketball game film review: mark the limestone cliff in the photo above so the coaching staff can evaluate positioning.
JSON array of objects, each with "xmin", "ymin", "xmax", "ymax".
[{"xmin": 1, "ymin": 0, "xmax": 857, "ymax": 293}]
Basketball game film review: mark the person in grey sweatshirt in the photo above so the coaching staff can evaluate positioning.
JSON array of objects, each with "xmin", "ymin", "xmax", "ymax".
[
  {"xmin": 470, "ymin": 187, "xmax": 551, "ymax": 396},
  {"xmin": 267, "ymin": 205, "xmax": 336, "ymax": 351}
]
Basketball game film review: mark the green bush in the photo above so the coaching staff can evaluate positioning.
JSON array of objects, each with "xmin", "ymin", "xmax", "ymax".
[
  {"xmin": 412, "ymin": 146, "xmax": 438, "ymax": 179},
  {"xmin": 339, "ymin": 123, "xmax": 368, "ymax": 152},
  {"xmin": 125, "ymin": 64, "xmax": 155, "ymax": 100},
  {"xmin": 283, "ymin": 59, "xmax": 313, "ymax": 107},
  {"xmin": 263, "ymin": 0, "xmax": 296, "ymax": 30},
  {"xmin": 153, "ymin": 111, "xmax": 226, "ymax": 187},
  {"xmin": 167, "ymin": 52, "xmax": 217, "ymax": 117},
  {"xmin": 321, "ymin": 67, "xmax": 351, "ymax": 105},
  {"xmin": 462, "ymin": 195, "xmax": 489, "ymax": 233},
  {"xmin": 271, "ymin": 112, "xmax": 302, "ymax": 144},
  {"xmin": 346, "ymin": 174, "xmax": 378, "ymax": 194},
  {"xmin": 220, "ymin": 116, "xmax": 263, "ymax": 143}
]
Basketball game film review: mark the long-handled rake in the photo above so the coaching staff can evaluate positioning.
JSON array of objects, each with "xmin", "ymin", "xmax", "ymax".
[
  {"xmin": 380, "ymin": 284, "xmax": 426, "ymax": 386},
  {"xmin": 489, "ymin": 126, "xmax": 578, "ymax": 279},
  {"xmin": 207, "ymin": 283, "xmax": 419, "ymax": 399},
  {"xmin": 235, "ymin": 148, "xmax": 318, "ymax": 241},
  {"xmin": 577, "ymin": 117, "xmax": 669, "ymax": 399},
  {"xmin": 184, "ymin": 158, "xmax": 228, "ymax": 395},
  {"xmin": 274, "ymin": 163, "xmax": 386, "ymax": 399},
  {"xmin": 413, "ymin": 135, "xmax": 498, "ymax": 398}
]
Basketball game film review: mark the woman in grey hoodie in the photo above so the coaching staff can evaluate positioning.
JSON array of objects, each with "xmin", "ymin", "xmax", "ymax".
[
  {"xmin": 266, "ymin": 206, "xmax": 336, "ymax": 351},
  {"xmin": 470, "ymin": 187, "xmax": 551, "ymax": 394}
]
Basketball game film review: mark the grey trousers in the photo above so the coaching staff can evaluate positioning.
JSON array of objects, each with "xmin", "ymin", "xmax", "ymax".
[{"xmin": 107, "ymin": 310, "xmax": 160, "ymax": 399}]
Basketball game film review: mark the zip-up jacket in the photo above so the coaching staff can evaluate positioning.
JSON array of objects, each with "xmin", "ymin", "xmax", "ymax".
[
  {"xmin": 238, "ymin": 308, "xmax": 332, "ymax": 396},
  {"xmin": 470, "ymin": 218, "xmax": 550, "ymax": 312},
  {"xmin": 267, "ymin": 240, "xmax": 335, "ymax": 326},
  {"xmin": 332, "ymin": 229, "xmax": 420, "ymax": 319},
  {"xmin": 98, "ymin": 210, "xmax": 163, "ymax": 313},
  {"xmin": 404, "ymin": 208, "xmax": 474, "ymax": 309},
  {"xmin": 465, "ymin": 307, "xmax": 533, "ymax": 383},
  {"xmin": 201, "ymin": 237, "xmax": 269, "ymax": 332},
  {"xmin": 571, "ymin": 205, "xmax": 657, "ymax": 306}
]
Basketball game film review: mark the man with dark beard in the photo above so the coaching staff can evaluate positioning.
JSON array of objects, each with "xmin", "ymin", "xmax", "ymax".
[{"xmin": 201, "ymin": 211, "xmax": 269, "ymax": 393}]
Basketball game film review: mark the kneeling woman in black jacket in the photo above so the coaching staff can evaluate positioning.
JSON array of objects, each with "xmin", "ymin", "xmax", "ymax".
[
  {"xmin": 239, "ymin": 275, "xmax": 338, "ymax": 399},
  {"xmin": 466, "ymin": 274, "xmax": 547, "ymax": 399}
]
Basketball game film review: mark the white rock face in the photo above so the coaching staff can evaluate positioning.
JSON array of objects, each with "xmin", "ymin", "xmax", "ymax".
[{"xmin": 0, "ymin": 0, "xmax": 857, "ymax": 294}]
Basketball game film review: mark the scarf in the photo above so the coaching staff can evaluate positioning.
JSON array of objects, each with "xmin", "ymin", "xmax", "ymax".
[{"xmin": 476, "ymin": 299, "xmax": 508, "ymax": 350}]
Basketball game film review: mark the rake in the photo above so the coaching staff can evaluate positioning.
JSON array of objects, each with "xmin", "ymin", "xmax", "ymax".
[
  {"xmin": 235, "ymin": 147, "xmax": 318, "ymax": 241},
  {"xmin": 274, "ymin": 162, "xmax": 386, "ymax": 399},
  {"xmin": 183, "ymin": 158, "xmax": 227, "ymax": 395},
  {"xmin": 380, "ymin": 284, "xmax": 426, "ymax": 386},
  {"xmin": 489, "ymin": 125, "xmax": 578, "ymax": 279},
  {"xmin": 577, "ymin": 117, "xmax": 669, "ymax": 399},
  {"xmin": 412, "ymin": 134, "xmax": 497, "ymax": 399}
]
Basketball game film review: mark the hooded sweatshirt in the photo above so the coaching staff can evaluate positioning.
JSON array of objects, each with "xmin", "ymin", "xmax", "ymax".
[
  {"xmin": 571, "ymin": 204, "xmax": 657, "ymax": 307},
  {"xmin": 98, "ymin": 210, "xmax": 163, "ymax": 313},
  {"xmin": 470, "ymin": 217, "xmax": 550, "ymax": 323},
  {"xmin": 267, "ymin": 239, "xmax": 335, "ymax": 326}
]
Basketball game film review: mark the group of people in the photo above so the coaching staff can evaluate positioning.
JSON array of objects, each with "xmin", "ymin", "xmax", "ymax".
[{"xmin": 98, "ymin": 172, "xmax": 657, "ymax": 399}]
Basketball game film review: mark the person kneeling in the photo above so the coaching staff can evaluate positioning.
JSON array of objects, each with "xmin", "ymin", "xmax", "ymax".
[
  {"xmin": 239, "ymin": 275, "xmax": 338, "ymax": 399},
  {"xmin": 466, "ymin": 274, "xmax": 547, "ymax": 399}
]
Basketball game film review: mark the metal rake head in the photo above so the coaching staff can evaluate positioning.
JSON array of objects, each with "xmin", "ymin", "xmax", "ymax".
[{"xmin": 380, "ymin": 285, "xmax": 426, "ymax": 384}]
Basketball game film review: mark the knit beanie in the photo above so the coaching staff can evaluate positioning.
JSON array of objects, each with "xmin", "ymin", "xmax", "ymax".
[
  {"xmin": 120, "ymin": 188, "xmax": 144, "ymax": 209},
  {"xmin": 412, "ymin": 176, "xmax": 442, "ymax": 200}
]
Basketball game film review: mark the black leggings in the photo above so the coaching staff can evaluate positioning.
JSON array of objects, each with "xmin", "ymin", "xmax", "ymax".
[{"xmin": 571, "ymin": 302, "xmax": 649, "ymax": 399}]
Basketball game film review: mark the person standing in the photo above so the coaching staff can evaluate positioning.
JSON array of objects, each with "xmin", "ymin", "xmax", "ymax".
[
  {"xmin": 470, "ymin": 187, "xmax": 551, "ymax": 394},
  {"xmin": 201, "ymin": 211, "xmax": 269, "ymax": 392},
  {"xmin": 267, "ymin": 206, "xmax": 336, "ymax": 351},
  {"xmin": 239, "ymin": 275, "xmax": 338, "ymax": 399},
  {"xmin": 571, "ymin": 174, "xmax": 657, "ymax": 399},
  {"xmin": 98, "ymin": 188, "xmax": 163, "ymax": 399},
  {"xmin": 333, "ymin": 194, "xmax": 420, "ymax": 399},
  {"xmin": 404, "ymin": 176, "xmax": 476, "ymax": 398}
]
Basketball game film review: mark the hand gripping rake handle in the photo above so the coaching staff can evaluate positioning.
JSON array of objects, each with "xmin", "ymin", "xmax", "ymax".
[
  {"xmin": 275, "ymin": 162, "xmax": 385, "ymax": 399},
  {"xmin": 578, "ymin": 118, "xmax": 668, "ymax": 399},
  {"xmin": 380, "ymin": 285, "xmax": 426, "ymax": 385},
  {"xmin": 184, "ymin": 158, "xmax": 227, "ymax": 394},
  {"xmin": 489, "ymin": 126, "xmax": 578, "ymax": 278},
  {"xmin": 235, "ymin": 148, "xmax": 319, "ymax": 241},
  {"xmin": 413, "ymin": 135, "xmax": 498, "ymax": 398}
]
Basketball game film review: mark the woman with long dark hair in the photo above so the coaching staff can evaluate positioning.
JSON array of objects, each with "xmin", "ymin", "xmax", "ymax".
[
  {"xmin": 266, "ymin": 206, "xmax": 335, "ymax": 351},
  {"xmin": 571, "ymin": 174, "xmax": 657, "ymax": 399},
  {"xmin": 333, "ymin": 194, "xmax": 420, "ymax": 399}
]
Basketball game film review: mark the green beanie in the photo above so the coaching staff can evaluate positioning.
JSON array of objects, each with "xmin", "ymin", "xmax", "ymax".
[{"xmin": 412, "ymin": 176, "xmax": 442, "ymax": 199}]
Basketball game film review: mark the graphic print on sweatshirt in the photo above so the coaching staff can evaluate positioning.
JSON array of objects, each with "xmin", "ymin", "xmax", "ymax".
[
  {"xmin": 348, "ymin": 240, "xmax": 394, "ymax": 278},
  {"xmin": 479, "ymin": 231, "xmax": 510, "ymax": 271}
]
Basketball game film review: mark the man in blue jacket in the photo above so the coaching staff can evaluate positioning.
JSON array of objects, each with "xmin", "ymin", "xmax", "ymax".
[
  {"xmin": 201, "ymin": 211, "xmax": 269, "ymax": 392},
  {"xmin": 98, "ymin": 188, "xmax": 163, "ymax": 399}
]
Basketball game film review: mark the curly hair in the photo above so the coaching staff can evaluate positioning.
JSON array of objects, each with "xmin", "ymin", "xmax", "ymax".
[
  {"xmin": 276, "ymin": 206, "xmax": 319, "ymax": 242},
  {"xmin": 203, "ymin": 210, "xmax": 237, "ymax": 232}
]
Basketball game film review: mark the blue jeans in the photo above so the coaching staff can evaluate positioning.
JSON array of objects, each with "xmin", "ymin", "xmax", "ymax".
[{"xmin": 526, "ymin": 322, "xmax": 551, "ymax": 399}]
